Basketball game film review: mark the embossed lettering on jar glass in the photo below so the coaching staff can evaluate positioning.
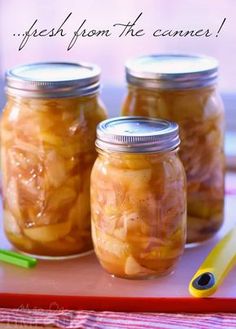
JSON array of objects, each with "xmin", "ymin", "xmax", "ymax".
[
  {"xmin": 122, "ymin": 54, "xmax": 225, "ymax": 245},
  {"xmin": 91, "ymin": 117, "xmax": 186, "ymax": 279},
  {"xmin": 1, "ymin": 62, "xmax": 107, "ymax": 258}
]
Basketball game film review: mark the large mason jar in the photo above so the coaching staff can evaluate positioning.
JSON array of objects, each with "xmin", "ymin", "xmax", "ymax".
[
  {"xmin": 91, "ymin": 117, "xmax": 186, "ymax": 279},
  {"xmin": 121, "ymin": 54, "xmax": 225, "ymax": 245},
  {"xmin": 1, "ymin": 62, "xmax": 107, "ymax": 258}
]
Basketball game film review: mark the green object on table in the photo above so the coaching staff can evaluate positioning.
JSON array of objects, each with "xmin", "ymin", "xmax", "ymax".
[{"xmin": 0, "ymin": 249, "xmax": 37, "ymax": 268}]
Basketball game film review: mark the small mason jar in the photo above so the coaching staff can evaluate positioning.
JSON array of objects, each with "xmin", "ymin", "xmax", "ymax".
[
  {"xmin": 91, "ymin": 116, "xmax": 186, "ymax": 279},
  {"xmin": 122, "ymin": 54, "xmax": 225, "ymax": 245},
  {"xmin": 1, "ymin": 62, "xmax": 107, "ymax": 258}
]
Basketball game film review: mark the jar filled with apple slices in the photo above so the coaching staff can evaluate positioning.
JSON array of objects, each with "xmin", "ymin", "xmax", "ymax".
[
  {"xmin": 91, "ymin": 117, "xmax": 186, "ymax": 279},
  {"xmin": 122, "ymin": 54, "xmax": 225, "ymax": 245},
  {"xmin": 1, "ymin": 62, "xmax": 107, "ymax": 258}
]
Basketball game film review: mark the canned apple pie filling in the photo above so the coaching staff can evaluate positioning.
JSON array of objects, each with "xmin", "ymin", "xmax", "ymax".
[
  {"xmin": 122, "ymin": 54, "xmax": 225, "ymax": 245},
  {"xmin": 1, "ymin": 62, "xmax": 107, "ymax": 258},
  {"xmin": 91, "ymin": 116, "xmax": 186, "ymax": 279}
]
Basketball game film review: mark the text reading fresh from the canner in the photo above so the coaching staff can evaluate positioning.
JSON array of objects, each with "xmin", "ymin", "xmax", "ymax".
[{"xmin": 12, "ymin": 12, "xmax": 226, "ymax": 51}]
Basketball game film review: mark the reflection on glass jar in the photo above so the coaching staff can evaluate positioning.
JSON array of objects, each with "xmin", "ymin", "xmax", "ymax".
[
  {"xmin": 91, "ymin": 117, "xmax": 186, "ymax": 279},
  {"xmin": 1, "ymin": 62, "xmax": 107, "ymax": 258},
  {"xmin": 122, "ymin": 54, "xmax": 225, "ymax": 245}
]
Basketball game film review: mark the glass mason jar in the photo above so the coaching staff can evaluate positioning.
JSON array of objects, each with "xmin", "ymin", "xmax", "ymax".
[
  {"xmin": 91, "ymin": 117, "xmax": 186, "ymax": 279},
  {"xmin": 121, "ymin": 54, "xmax": 225, "ymax": 245},
  {"xmin": 1, "ymin": 62, "xmax": 107, "ymax": 258}
]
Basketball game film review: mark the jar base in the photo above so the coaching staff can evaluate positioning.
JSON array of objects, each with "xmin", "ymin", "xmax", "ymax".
[
  {"xmin": 185, "ymin": 235, "xmax": 215, "ymax": 248},
  {"xmin": 110, "ymin": 269, "xmax": 175, "ymax": 280},
  {"xmin": 19, "ymin": 249, "xmax": 94, "ymax": 260}
]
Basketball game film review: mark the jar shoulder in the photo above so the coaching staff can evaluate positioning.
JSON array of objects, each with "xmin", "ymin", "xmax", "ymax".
[
  {"xmin": 122, "ymin": 87, "xmax": 224, "ymax": 119},
  {"xmin": 92, "ymin": 152, "xmax": 186, "ymax": 188}
]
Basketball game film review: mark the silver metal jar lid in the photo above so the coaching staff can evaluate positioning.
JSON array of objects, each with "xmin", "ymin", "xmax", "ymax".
[
  {"xmin": 5, "ymin": 62, "xmax": 101, "ymax": 98},
  {"xmin": 96, "ymin": 116, "xmax": 180, "ymax": 153},
  {"xmin": 125, "ymin": 54, "xmax": 218, "ymax": 89}
]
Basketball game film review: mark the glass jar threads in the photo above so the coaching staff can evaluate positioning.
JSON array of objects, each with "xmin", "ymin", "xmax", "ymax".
[
  {"xmin": 91, "ymin": 117, "xmax": 186, "ymax": 279},
  {"xmin": 122, "ymin": 54, "xmax": 225, "ymax": 245},
  {"xmin": 1, "ymin": 62, "xmax": 107, "ymax": 258}
]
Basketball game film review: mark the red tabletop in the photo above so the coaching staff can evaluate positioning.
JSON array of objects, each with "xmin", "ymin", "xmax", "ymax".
[{"xmin": 0, "ymin": 172, "xmax": 236, "ymax": 328}]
